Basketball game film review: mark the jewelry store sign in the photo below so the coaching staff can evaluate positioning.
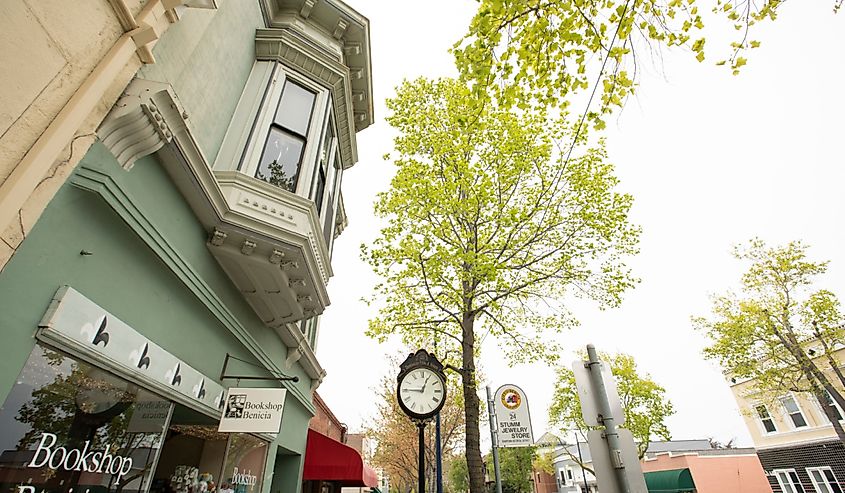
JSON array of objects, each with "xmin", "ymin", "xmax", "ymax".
[
  {"xmin": 218, "ymin": 387, "xmax": 286, "ymax": 433},
  {"xmin": 493, "ymin": 384, "xmax": 534, "ymax": 448}
]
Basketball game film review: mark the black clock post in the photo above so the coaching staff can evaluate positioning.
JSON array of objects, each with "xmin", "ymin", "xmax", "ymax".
[{"xmin": 396, "ymin": 349, "xmax": 447, "ymax": 493}]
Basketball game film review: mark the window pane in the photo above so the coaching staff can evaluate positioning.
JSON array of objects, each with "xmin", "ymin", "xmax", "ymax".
[
  {"xmin": 314, "ymin": 167, "xmax": 326, "ymax": 215},
  {"xmin": 322, "ymin": 189, "xmax": 335, "ymax": 247},
  {"xmin": 790, "ymin": 471, "xmax": 806, "ymax": 493},
  {"xmin": 321, "ymin": 120, "xmax": 335, "ymax": 164},
  {"xmin": 777, "ymin": 472, "xmax": 796, "ymax": 493},
  {"xmin": 825, "ymin": 393, "xmax": 844, "ymax": 421},
  {"xmin": 256, "ymin": 127, "xmax": 304, "ymax": 192},
  {"xmin": 274, "ymin": 81, "xmax": 315, "ymax": 137},
  {"xmin": 0, "ymin": 345, "xmax": 170, "ymax": 493},
  {"xmin": 221, "ymin": 433, "xmax": 268, "ymax": 493},
  {"xmin": 782, "ymin": 396, "xmax": 800, "ymax": 414},
  {"xmin": 791, "ymin": 412, "xmax": 808, "ymax": 428},
  {"xmin": 757, "ymin": 405, "xmax": 770, "ymax": 418},
  {"xmin": 762, "ymin": 418, "xmax": 776, "ymax": 433}
]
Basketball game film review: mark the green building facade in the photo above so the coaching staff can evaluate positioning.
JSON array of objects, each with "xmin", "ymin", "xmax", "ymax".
[{"xmin": 0, "ymin": 2, "xmax": 372, "ymax": 493}]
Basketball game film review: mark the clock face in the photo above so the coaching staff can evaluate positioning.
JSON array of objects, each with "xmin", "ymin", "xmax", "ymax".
[{"xmin": 398, "ymin": 367, "xmax": 446, "ymax": 418}]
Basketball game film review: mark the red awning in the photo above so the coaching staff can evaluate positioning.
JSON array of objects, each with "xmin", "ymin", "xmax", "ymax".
[{"xmin": 303, "ymin": 429, "xmax": 378, "ymax": 487}]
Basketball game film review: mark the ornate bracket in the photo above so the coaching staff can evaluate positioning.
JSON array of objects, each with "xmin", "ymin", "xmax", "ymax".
[{"xmin": 97, "ymin": 78, "xmax": 189, "ymax": 170}]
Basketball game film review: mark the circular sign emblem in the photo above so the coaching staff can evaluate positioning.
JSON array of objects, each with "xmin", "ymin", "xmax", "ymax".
[{"xmin": 500, "ymin": 388, "xmax": 522, "ymax": 410}]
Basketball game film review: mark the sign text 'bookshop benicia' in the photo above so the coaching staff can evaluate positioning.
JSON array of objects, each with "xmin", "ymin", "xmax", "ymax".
[
  {"xmin": 493, "ymin": 384, "xmax": 534, "ymax": 447},
  {"xmin": 218, "ymin": 387, "xmax": 287, "ymax": 433}
]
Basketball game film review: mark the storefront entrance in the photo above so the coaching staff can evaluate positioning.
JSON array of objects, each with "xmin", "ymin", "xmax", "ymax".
[
  {"xmin": 150, "ymin": 406, "xmax": 267, "ymax": 493},
  {"xmin": 0, "ymin": 345, "xmax": 268, "ymax": 493}
]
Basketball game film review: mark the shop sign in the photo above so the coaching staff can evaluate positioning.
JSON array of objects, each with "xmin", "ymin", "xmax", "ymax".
[
  {"xmin": 38, "ymin": 286, "xmax": 227, "ymax": 414},
  {"xmin": 218, "ymin": 387, "xmax": 286, "ymax": 433},
  {"xmin": 25, "ymin": 432, "xmax": 134, "ymax": 482},
  {"xmin": 493, "ymin": 384, "xmax": 534, "ymax": 447}
]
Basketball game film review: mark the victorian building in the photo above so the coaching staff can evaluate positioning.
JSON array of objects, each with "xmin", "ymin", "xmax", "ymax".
[
  {"xmin": 729, "ymin": 348, "xmax": 845, "ymax": 493},
  {"xmin": 0, "ymin": 1, "xmax": 372, "ymax": 493}
]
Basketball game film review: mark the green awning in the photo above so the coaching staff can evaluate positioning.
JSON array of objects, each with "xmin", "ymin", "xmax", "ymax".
[{"xmin": 644, "ymin": 468, "xmax": 696, "ymax": 493}]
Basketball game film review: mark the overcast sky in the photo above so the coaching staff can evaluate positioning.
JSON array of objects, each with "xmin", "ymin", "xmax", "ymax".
[{"xmin": 315, "ymin": 1, "xmax": 845, "ymax": 448}]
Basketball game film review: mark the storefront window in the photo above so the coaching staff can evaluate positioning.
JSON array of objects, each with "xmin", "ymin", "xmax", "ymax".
[
  {"xmin": 220, "ymin": 435, "xmax": 266, "ymax": 493},
  {"xmin": 0, "ymin": 345, "xmax": 172, "ymax": 493}
]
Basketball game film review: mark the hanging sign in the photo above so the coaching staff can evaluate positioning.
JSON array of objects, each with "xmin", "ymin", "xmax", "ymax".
[
  {"xmin": 218, "ymin": 387, "xmax": 286, "ymax": 433},
  {"xmin": 493, "ymin": 384, "xmax": 534, "ymax": 447}
]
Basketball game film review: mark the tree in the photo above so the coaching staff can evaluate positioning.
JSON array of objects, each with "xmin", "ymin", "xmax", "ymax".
[
  {"xmin": 367, "ymin": 356, "xmax": 465, "ymax": 493},
  {"xmin": 448, "ymin": 455, "xmax": 470, "ymax": 493},
  {"xmin": 363, "ymin": 77, "xmax": 639, "ymax": 493},
  {"xmin": 548, "ymin": 352, "xmax": 674, "ymax": 468},
  {"xmin": 454, "ymin": 0, "xmax": 842, "ymax": 128},
  {"xmin": 485, "ymin": 447, "xmax": 536, "ymax": 493},
  {"xmin": 695, "ymin": 239, "xmax": 845, "ymax": 444}
]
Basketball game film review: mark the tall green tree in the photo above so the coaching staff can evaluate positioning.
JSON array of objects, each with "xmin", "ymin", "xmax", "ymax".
[
  {"xmin": 363, "ymin": 77, "xmax": 639, "ymax": 493},
  {"xmin": 548, "ymin": 352, "xmax": 674, "ymax": 469},
  {"xmin": 454, "ymin": 0, "xmax": 842, "ymax": 127},
  {"xmin": 448, "ymin": 455, "xmax": 470, "ymax": 493},
  {"xmin": 695, "ymin": 239, "xmax": 845, "ymax": 444},
  {"xmin": 485, "ymin": 447, "xmax": 536, "ymax": 493}
]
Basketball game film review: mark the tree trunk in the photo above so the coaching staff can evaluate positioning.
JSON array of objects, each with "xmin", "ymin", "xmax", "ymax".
[
  {"xmin": 462, "ymin": 310, "xmax": 485, "ymax": 493},
  {"xmin": 813, "ymin": 389, "xmax": 845, "ymax": 443},
  {"xmin": 778, "ymin": 326, "xmax": 845, "ymax": 445}
]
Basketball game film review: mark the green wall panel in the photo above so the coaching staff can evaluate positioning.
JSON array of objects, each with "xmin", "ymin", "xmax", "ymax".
[{"xmin": 138, "ymin": 0, "xmax": 264, "ymax": 163}]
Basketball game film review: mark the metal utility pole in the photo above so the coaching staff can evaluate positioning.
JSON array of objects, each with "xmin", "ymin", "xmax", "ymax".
[
  {"xmin": 585, "ymin": 344, "xmax": 630, "ymax": 493},
  {"xmin": 486, "ymin": 385, "xmax": 503, "ymax": 493}
]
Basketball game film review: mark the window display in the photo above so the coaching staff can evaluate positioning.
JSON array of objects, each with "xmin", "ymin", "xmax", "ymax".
[{"xmin": 0, "ymin": 345, "xmax": 172, "ymax": 493}]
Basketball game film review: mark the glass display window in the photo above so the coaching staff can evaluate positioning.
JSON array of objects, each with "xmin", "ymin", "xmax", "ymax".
[{"xmin": 0, "ymin": 344, "xmax": 172, "ymax": 493}]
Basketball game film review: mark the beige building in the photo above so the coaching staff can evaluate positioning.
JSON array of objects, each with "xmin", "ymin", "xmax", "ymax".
[
  {"xmin": 0, "ymin": 0, "xmax": 216, "ymax": 269},
  {"xmin": 729, "ymin": 347, "xmax": 845, "ymax": 493}
]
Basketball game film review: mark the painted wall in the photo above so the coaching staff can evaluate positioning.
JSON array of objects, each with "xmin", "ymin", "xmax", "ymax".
[
  {"xmin": 0, "ymin": 0, "xmax": 126, "ymax": 184},
  {"xmin": 0, "ymin": 142, "xmax": 313, "ymax": 493},
  {"xmin": 641, "ymin": 453, "xmax": 773, "ymax": 493},
  {"xmin": 138, "ymin": 0, "xmax": 264, "ymax": 164}
]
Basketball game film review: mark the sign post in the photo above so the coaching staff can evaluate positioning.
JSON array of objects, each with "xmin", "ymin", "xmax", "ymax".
[
  {"xmin": 572, "ymin": 345, "xmax": 647, "ymax": 493},
  {"xmin": 486, "ymin": 386, "xmax": 503, "ymax": 493}
]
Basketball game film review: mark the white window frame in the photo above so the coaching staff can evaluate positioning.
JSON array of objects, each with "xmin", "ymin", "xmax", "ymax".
[
  {"xmin": 807, "ymin": 466, "xmax": 842, "ymax": 493},
  {"xmin": 755, "ymin": 403, "xmax": 779, "ymax": 434},
  {"xmin": 774, "ymin": 468, "xmax": 805, "ymax": 493},
  {"xmin": 780, "ymin": 394, "xmax": 810, "ymax": 429},
  {"xmin": 240, "ymin": 63, "xmax": 330, "ymax": 197},
  {"xmin": 816, "ymin": 391, "xmax": 845, "ymax": 424}
]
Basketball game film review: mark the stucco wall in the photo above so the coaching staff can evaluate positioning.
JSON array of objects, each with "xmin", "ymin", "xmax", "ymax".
[
  {"xmin": 642, "ymin": 453, "xmax": 772, "ymax": 493},
  {"xmin": 138, "ymin": 0, "xmax": 264, "ymax": 164},
  {"xmin": 0, "ymin": 143, "xmax": 313, "ymax": 466},
  {"xmin": 0, "ymin": 0, "xmax": 124, "ymax": 185}
]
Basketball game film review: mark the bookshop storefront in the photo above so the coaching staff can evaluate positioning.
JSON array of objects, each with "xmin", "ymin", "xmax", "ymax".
[{"xmin": 0, "ymin": 287, "xmax": 274, "ymax": 493}]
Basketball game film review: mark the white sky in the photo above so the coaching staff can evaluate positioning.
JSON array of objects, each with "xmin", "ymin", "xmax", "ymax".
[{"xmin": 316, "ymin": 0, "xmax": 845, "ymax": 448}]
